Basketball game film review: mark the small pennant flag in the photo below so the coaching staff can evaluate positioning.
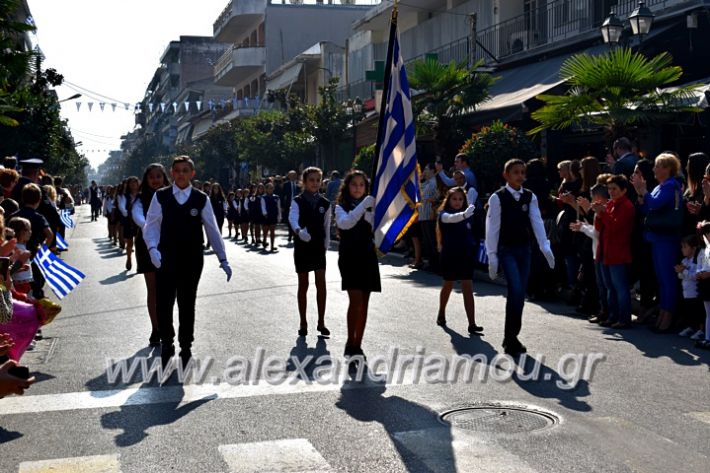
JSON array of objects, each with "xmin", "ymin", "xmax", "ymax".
[
  {"xmin": 184, "ymin": 101, "xmax": 190, "ymax": 112},
  {"xmin": 148, "ymin": 103, "xmax": 154, "ymax": 113},
  {"xmin": 34, "ymin": 245, "xmax": 85, "ymax": 299},
  {"xmin": 87, "ymin": 102, "xmax": 94, "ymax": 112},
  {"xmin": 172, "ymin": 102, "xmax": 178, "ymax": 112},
  {"xmin": 196, "ymin": 100, "xmax": 202, "ymax": 111},
  {"xmin": 59, "ymin": 209, "xmax": 75, "ymax": 228},
  {"xmin": 56, "ymin": 233, "xmax": 69, "ymax": 250},
  {"xmin": 124, "ymin": 103, "xmax": 131, "ymax": 110},
  {"xmin": 75, "ymin": 102, "xmax": 81, "ymax": 112},
  {"xmin": 160, "ymin": 103, "xmax": 166, "ymax": 113},
  {"xmin": 111, "ymin": 103, "xmax": 117, "ymax": 112},
  {"xmin": 99, "ymin": 102, "xmax": 106, "ymax": 111}
]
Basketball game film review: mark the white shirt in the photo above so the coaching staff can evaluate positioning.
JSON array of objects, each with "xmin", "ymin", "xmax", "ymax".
[
  {"xmin": 288, "ymin": 196, "xmax": 331, "ymax": 251},
  {"xmin": 142, "ymin": 183, "xmax": 227, "ymax": 262},
  {"xmin": 485, "ymin": 184, "xmax": 550, "ymax": 257},
  {"xmin": 131, "ymin": 199, "xmax": 146, "ymax": 228},
  {"xmin": 335, "ymin": 201, "xmax": 374, "ymax": 230},
  {"xmin": 678, "ymin": 256, "xmax": 698, "ymax": 299},
  {"xmin": 578, "ymin": 221, "xmax": 600, "ymax": 261},
  {"xmin": 116, "ymin": 194, "xmax": 128, "ymax": 217}
]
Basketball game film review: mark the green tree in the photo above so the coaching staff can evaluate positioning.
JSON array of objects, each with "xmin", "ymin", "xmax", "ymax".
[
  {"xmin": 530, "ymin": 47, "xmax": 700, "ymax": 141},
  {"xmin": 310, "ymin": 77, "xmax": 352, "ymax": 172},
  {"xmin": 408, "ymin": 57, "xmax": 495, "ymax": 157},
  {"xmin": 458, "ymin": 121, "xmax": 537, "ymax": 195}
]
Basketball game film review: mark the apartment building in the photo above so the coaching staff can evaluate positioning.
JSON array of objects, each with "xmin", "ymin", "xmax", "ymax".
[{"xmin": 212, "ymin": 0, "xmax": 371, "ymax": 109}]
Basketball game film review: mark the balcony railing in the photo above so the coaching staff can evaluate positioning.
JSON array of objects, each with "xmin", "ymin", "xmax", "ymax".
[{"xmin": 474, "ymin": 0, "xmax": 693, "ymax": 63}]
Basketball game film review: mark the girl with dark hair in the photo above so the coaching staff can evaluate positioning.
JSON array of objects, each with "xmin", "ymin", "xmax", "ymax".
[
  {"xmin": 119, "ymin": 176, "xmax": 140, "ymax": 271},
  {"xmin": 131, "ymin": 164, "xmax": 170, "ymax": 347},
  {"xmin": 436, "ymin": 187, "xmax": 483, "ymax": 334},
  {"xmin": 631, "ymin": 159, "xmax": 659, "ymax": 322},
  {"xmin": 114, "ymin": 181, "xmax": 126, "ymax": 250},
  {"xmin": 239, "ymin": 188, "xmax": 251, "ymax": 244},
  {"xmin": 249, "ymin": 183, "xmax": 265, "ymax": 246},
  {"xmin": 226, "ymin": 191, "xmax": 239, "ymax": 240},
  {"xmin": 335, "ymin": 170, "xmax": 380, "ymax": 358},
  {"xmin": 684, "ymin": 153, "xmax": 710, "ymax": 234}
]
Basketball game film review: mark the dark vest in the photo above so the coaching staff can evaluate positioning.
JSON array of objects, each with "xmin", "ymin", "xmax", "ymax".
[
  {"xmin": 263, "ymin": 194, "xmax": 280, "ymax": 221},
  {"xmin": 156, "ymin": 187, "xmax": 207, "ymax": 257},
  {"xmin": 248, "ymin": 196, "xmax": 262, "ymax": 219},
  {"xmin": 338, "ymin": 200, "xmax": 374, "ymax": 255},
  {"xmin": 240, "ymin": 197, "xmax": 249, "ymax": 215},
  {"xmin": 496, "ymin": 187, "xmax": 534, "ymax": 248},
  {"xmin": 294, "ymin": 194, "xmax": 330, "ymax": 244},
  {"xmin": 438, "ymin": 212, "xmax": 476, "ymax": 253}
]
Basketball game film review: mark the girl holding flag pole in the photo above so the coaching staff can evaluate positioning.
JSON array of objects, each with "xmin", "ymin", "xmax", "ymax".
[{"xmin": 335, "ymin": 171, "xmax": 380, "ymax": 359}]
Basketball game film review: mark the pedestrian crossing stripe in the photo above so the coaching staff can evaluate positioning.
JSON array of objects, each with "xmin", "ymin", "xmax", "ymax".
[
  {"xmin": 686, "ymin": 411, "xmax": 710, "ymax": 425},
  {"xmin": 219, "ymin": 439, "xmax": 332, "ymax": 473},
  {"xmin": 19, "ymin": 454, "xmax": 120, "ymax": 473}
]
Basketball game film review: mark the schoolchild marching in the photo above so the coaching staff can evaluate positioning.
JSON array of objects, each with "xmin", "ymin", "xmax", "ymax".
[
  {"xmin": 486, "ymin": 159, "xmax": 555, "ymax": 356},
  {"xmin": 436, "ymin": 186, "xmax": 483, "ymax": 335},
  {"xmin": 261, "ymin": 182, "xmax": 281, "ymax": 252},
  {"xmin": 288, "ymin": 167, "xmax": 330, "ymax": 337},
  {"xmin": 335, "ymin": 171, "xmax": 380, "ymax": 359}
]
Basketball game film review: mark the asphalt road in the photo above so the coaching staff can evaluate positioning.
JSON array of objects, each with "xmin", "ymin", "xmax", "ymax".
[{"xmin": 0, "ymin": 205, "xmax": 708, "ymax": 473}]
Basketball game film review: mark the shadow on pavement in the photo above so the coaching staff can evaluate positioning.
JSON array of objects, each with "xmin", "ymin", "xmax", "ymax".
[
  {"xmin": 99, "ymin": 272, "xmax": 137, "ymax": 285},
  {"xmin": 85, "ymin": 347, "xmax": 156, "ymax": 396},
  {"xmin": 285, "ymin": 336, "xmax": 331, "ymax": 381},
  {"xmin": 336, "ymin": 377, "xmax": 457, "ymax": 473}
]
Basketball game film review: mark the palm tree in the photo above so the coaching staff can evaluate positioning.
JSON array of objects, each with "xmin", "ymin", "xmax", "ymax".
[
  {"xmin": 530, "ymin": 47, "xmax": 701, "ymax": 140},
  {"xmin": 408, "ymin": 58, "xmax": 496, "ymax": 156}
]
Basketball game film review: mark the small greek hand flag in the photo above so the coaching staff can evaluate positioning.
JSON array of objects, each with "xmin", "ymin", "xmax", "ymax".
[
  {"xmin": 56, "ymin": 233, "xmax": 69, "ymax": 250},
  {"xmin": 33, "ymin": 245, "xmax": 85, "ymax": 299},
  {"xmin": 59, "ymin": 209, "xmax": 75, "ymax": 228},
  {"xmin": 371, "ymin": 13, "xmax": 420, "ymax": 254}
]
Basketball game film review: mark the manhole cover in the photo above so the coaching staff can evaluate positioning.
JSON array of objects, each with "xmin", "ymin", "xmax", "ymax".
[{"xmin": 440, "ymin": 404, "xmax": 559, "ymax": 434}]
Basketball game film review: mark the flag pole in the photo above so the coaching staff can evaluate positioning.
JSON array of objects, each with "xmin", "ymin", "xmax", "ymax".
[{"xmin": 371, "ymin": 3, "xmax": 399, "ymax": 188}]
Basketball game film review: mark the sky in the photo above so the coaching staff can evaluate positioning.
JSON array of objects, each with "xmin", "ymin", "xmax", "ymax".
[{"xmin": 28, "ymin": 0, "xmax": 228, "ymax": 169}]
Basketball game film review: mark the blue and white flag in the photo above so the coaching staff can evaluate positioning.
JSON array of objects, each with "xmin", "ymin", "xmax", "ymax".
[
  {"xmin": 33, "ymin": 245, "xmax": 85, "ymax": 299},
  {"xmin": 371, "ymin": 15, "xmax": 420, "ymax": 254},
  {"xmin": 56, "ymin": 233, "xmax": 69, "ymax": 250},
  {"xmin": 59, "ymin": 209, "xmax": 75, "ymax": 228}
]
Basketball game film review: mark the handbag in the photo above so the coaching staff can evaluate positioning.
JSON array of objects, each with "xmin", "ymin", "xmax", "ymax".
[{"xmin": 644, "ymin": 189, "xmax": 684, "ymax": 235}]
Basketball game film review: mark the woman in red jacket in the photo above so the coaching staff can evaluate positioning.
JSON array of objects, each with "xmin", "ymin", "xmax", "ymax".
[{"xmin": 593, "ymin": 174, "xmax": 636, "ymax": 329}]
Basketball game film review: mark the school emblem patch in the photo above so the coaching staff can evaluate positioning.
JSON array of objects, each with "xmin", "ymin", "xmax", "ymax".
[
  {"xmin": 466, "ymin": 223, "xmax": 471, "ymax": 229},
  {"xmin": 190, "ymin": 208, "xmax": 199, "ymax": 217},
  {"xmin": 319, "ymin": 207, "xmax": 325, "ymax": 214},
  {"xmin": 522, "ymin": 204, "xmax": 529, "ymax": 212}
]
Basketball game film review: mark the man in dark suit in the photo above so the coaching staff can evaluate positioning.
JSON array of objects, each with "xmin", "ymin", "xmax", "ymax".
[{"xmin": 281, "ymin": 170, "xmax": 301, "ymax": 243}]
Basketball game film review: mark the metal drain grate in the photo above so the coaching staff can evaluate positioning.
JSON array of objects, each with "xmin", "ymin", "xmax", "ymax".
[{"xmin": 440, "ymin": 405, "xmax": 559, "ymax": 434}]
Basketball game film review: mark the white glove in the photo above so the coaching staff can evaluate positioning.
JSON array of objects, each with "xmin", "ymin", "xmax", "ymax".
[
  {"xmin": 298, "ymin": 229, "xmax": 311, "ymax": 242},
  {"xmin": 361, "ymin": 195, "xmax": 375, "ymax": 211},
  {"xmin": 542, "ymin": 244, "xmax": 555, "ymax": 269},
  {"xmin": 220, "ymin": 260, "xmax": 232, "ymax": 282},
  {"xmin": 149, "ymin": 248, "xmax": 162, "ymax": 269},
  {"xmin": 464, "ymin": 204, "xmax": 475, "ymax": 219},
  {"xmin": 488, "ymin": 254, "xmax": 498, "ymax": 281}
]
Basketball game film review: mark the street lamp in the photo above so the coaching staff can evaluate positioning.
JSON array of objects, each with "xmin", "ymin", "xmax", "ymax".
[
  {"xmin": 600, "ymin": 10, "xmax": 624, "ymax": 45},
  {"xmin": 628, "ymin": 1, "xmax": 655, "ymax": 36},
  {"xmin": 601, "ymin": 2, "xmax": 655, "ymax": 46}
]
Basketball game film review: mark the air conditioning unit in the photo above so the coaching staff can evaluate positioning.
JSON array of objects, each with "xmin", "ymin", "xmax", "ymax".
[
  {"xmin": 508, "ymin": 30, "xmax": 529, "ymax": 54},
  {"xmin": 289, "ymin": 0, "xmax": 303, "ymax": 4}
]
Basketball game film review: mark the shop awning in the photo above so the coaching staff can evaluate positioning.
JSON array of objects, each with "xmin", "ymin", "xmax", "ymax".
[{"xmin": 266, "ymin": 63, "xmax": 303, "ymax": 92}]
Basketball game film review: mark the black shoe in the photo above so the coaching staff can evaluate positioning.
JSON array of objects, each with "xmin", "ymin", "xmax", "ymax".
[
  {"xmin": 503, "ymin": 339, "xmax": 527, "ymax": 356},
  {"xmin": 317, "ymin": 325, "xmax": 330, "ymax": 337},
  {"xmin": 436, "ymin": 316, "xmax": 446, "ymax": 327},
  {"xmin": 161, "ymin": 344, "xmax": 175, "ymax": 367},
  {"xmin": 298, "ymin": 326, "xmax": 307, "ymax": 337},
  {"xmin": 468, "ymin": 324, "xmax": 484, "ymax": 334},
  {"xmin": 599, "ymin": 320, "xmax": 613, "ymax": 327},
  {"xmin": 149, "ymin": 332, "xmax": 161, "ymax": 347},
  {"xmin": 179, "ymin": 348, "xmax": 192, "ymax": 366}
]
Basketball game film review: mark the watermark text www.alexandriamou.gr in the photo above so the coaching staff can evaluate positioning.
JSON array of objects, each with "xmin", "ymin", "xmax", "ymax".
[{"xmin": 105, "ymin": 347, "xmax": 606, "ymax": 389}]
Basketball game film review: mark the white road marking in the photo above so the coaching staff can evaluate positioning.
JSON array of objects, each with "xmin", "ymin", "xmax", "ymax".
[
  {"xmin": 686, "ymin": 411, "xmax": 710, "ymax": 425},
  {"xmin": 18, "ymin": 454, "xmax": 121, "ymax": 473},
  {"xmin": 219, "ymin": 439, "xmax": 332, "ymax": 473},
  {"xmin": 393, "ymin": 428, "xmax": 538, "ymax": 473},
  {"xmin": 0, "ymin": 374, "xmax": 401, "ymax": 416}
]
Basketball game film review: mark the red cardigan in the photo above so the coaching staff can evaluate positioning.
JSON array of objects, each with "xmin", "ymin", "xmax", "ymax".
[{"xmin": 595, "ymin": 195, "xmax": 635, "ymax": 265}]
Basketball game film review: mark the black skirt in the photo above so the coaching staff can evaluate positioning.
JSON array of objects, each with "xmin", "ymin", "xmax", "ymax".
[
  {"xmin": 227, "ymin": 206, "xmax": 240, "ymax": 223},
  {"xmin": 121, "ymin": 215, "xmax": 137, "ymax": 239},
  {"xmin": 440, "ymin": 246, "xmax": 475, "ymax": 281},
  {"xmin": 135, "ymin": 230, "xmax": 156, "ymax": 274},
  {"xmin": 338, "ymin": 248, "xmax": 381, "ymax": 292},
  {"xmin": 294, "ymin": 240, "xmax": 326, "ymax": 273}
]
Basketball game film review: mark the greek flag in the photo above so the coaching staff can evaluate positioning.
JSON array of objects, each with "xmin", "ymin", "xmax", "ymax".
[
  {"xmin": 33, "ymin": 245, "xmax": 85, "ymax": 299},
  {"xmin": 371, "ymin": 15, "xmax": 420, "ymax": 254},
  {"xmin": 59, "ymin": 209, "xmax": 75, "ymax": 228},
  {"xmin": 56, "ymin": 233, "xmax": 69, "ymax": 250}
]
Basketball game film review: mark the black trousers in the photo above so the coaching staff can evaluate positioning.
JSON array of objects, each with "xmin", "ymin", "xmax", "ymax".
[
  {"xmin": 156, "ymin": 253, "xmax": 204, "ymax": 349},
  {"xmin": 30, "ymin": 260, "xmax": 45, "ymax": 299}
]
